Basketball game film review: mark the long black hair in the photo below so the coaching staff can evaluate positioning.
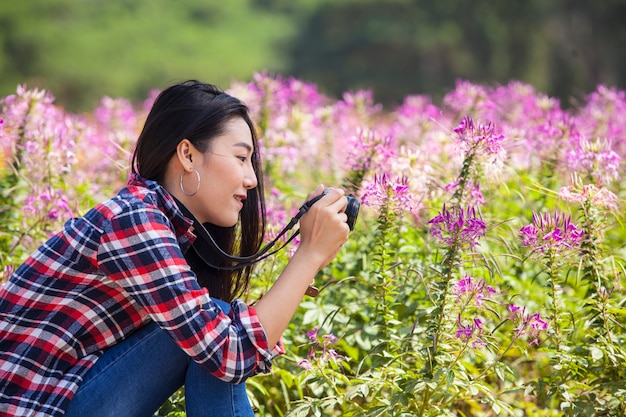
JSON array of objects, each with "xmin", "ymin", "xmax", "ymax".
[{"xmin": 132, "ymin": 80, "xmax": 266, "ymax": 302}]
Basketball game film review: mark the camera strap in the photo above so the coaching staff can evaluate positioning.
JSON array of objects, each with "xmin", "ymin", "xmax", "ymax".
[
  {"xmin": 172, "ymin": 194, "xmax": 322, "ymax": 297},
  {"xmin": 171, "ymin": 195, "xmax": 320, "ymax": 269}
]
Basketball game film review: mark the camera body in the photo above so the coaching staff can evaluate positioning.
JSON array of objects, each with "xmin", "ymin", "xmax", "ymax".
[{"xmin": 304, "ymin": 189, "xmax": 360, "ymax": 231}]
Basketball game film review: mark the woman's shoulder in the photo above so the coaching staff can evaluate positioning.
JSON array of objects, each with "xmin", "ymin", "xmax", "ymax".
[
  {"xmin": 81, "ymin": 176, "xmax": 189, "ymax": 239},
  {"xmin": 91, "ymin": 183, "xmax": 158, "ymax": 218}
]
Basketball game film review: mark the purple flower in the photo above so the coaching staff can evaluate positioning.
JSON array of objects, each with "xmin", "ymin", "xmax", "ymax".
[
  {"xmin": 445, "ymin": 179, "xmax": 485, "ymax": 207},
  {"xmin": 558, "ymin": 180, "xmax": 619, "ymax": 211},
  {"xmin": 519, "ymin": 212, "xmax": 584, "ymax": 255},
  {"xmin": 577, "ymin": 85, "xmax": 626, "ymax": 158},
  {"xmin": 300, "ymin": 327, "xmax": 346, "ymax": 369},
  {"xmin": 306, "ymin": 327, "xmax": 319, "ymax": 341},
  {"xmin": 443, "ymin": 80, "xmax": 495, "ymax": 119},
  {"xmin": 228, "ymin": 73, "xmax": 330, "ymax": 175},
  {"xmin": 509, "ymin": 304, "xmax": 548, "ymax": 346},
  {"xmin": 428, "ymin": 204, "xmax": 486, "ymax": 248},
  {"xmin": 344, "ymin": 129, "xmax": 395, "ymax": 182},
  {"xmin": 565, "ymin": 137, "xmax": 621, "ymax": 186},
  {"xmin": 453, "ymin": 275, "xmax": 496, "ymax": 306},
  {"xmin": 21, "ymin": 186, "xmax": 74, "ymax": 223},
  {"xmin": 455, "ymin": 314, "xmax": 485, "ymax": 348},
  {"xmin": 361, "ymin": 172, "xmax": 415, "ymax": 215},
  {"xmin": 298, "ymin": 359, "xmax": 312, "ymax": 370},
  {"xmin": 454, "ymin": 116, "xmax": 505, "ymax": 156},
  {"xmin": 1, "ymin": 85, "xmax": 82, "ymax": 186}
]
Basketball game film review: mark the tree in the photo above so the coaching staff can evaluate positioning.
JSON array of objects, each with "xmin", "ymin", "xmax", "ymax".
[
  {"xmin": 0, "ymin": 0, "xmax": 290, "ymax": 110},
  {"xmin": 284, "ymin": 0, "xmax": 626, "ymax": 107}
]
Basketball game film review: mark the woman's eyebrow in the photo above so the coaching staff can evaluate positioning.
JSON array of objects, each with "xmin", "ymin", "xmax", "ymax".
[{"xmin": 233, "ymin": 142, "xmax": 253, "ymax": 152}]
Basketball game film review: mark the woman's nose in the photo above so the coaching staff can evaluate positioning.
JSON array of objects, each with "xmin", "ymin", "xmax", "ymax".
[{"xmin": 243, "ymin": 166, "xmax": 258, "ymax": 189}]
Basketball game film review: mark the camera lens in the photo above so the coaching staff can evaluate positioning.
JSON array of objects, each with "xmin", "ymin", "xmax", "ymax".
[{"xmin": 345, "ymin": 196, "xmax": 360, "ymax": 231}]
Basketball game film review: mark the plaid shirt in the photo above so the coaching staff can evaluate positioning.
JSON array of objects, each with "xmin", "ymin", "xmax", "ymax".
[{"xmin": 0, "ymin": 175, "xmax": 283, "ymax": 417}]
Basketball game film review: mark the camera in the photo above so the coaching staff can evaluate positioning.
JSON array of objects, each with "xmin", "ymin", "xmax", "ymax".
[{"xmin": 303, "ymin": 189, "xmax": 360, "ymax": 231}]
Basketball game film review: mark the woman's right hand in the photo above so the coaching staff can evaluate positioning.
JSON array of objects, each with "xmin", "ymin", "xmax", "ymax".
[
  {"xmin": 295, "ymin": 185, "xmax": 350, "ymax": 271},
  {"xmin": 253, "ymin": 185, "xmax": 351, "ymax": 347}
]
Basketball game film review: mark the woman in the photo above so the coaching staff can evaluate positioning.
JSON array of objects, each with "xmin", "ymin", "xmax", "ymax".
[{"xmin": 0, "ymin": 80, "xmax": 350, "ymax": 417}]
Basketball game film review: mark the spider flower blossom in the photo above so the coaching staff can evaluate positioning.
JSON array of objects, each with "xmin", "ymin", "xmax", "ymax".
[
  {"xmin": 453, "ymin": 275, "xmax": 496, "ymax": 307},
  {"xmin": 361, "ymin": 172, "xmax": 415, "ymax": 215},
  {"xmin": 443, "ymin": 80, "xmax": 495, "ymax": 120},
  {"xmin": 519, "ymin": 212, "xmax": 584, "ymax": 255},
  {"xmin": 445, "ymin": 179, "xmax": 485, "ymax": 207},
  {"xmin": 428, "ymin": 205, "xmax": 486, "ymax": 248},
  {"xmin": 229, "ymin": 73, "xmax": 328, "ymax": 174},
  {"xmin": 558, "ymin": 183, "xmax": 619, "ymax": 211},
  {"xmin": 455, "ymin": 315, "xmax": 486, "ymax": 349},
  {"xmin": 345, "ymin": 129, "xmax": 395, "ymax": 180},
  {"xmin": 1, "ymin": 86, "xmax": 80, "ymax": 183},
  {"xmin": 453, "ymin": 116, "xmax": 505, "ymax": 156},
  {"xmin": 565, "ymin": 137, "xmax": 621, "ymax": 186},
  {"xmin": 22, "ymin": 186, "xmax": 73, "ymax": 222},
  {"xmin": 578, "ymin": 85, "xmax": 626, "ymax": 157},
  {"xmin": 508, "ymin": 304, "xmax": 548, "ymax": 346},
  {"xmin": 298, "ymin": 327, "xmax": 346, "ymax": 370}
]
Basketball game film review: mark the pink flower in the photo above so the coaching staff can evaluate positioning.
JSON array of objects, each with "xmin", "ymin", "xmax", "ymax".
[
  {"xmin": 301, "ymin": 327, "xmax": 346, "ymax": 369},
  {"xmin": 444, "ymin": 80, "xmax": 495, "ymax": 119},
  {"xmin": 361, "ymin": 172, "xmax": 415, "ymax": 214},
  {"xmin": 428, "ymin": 204, "xmax": 486, "ymax": 248},
  {"xmin": 454, "ymin": 116, "xmax": 505, "ymax": 156},
  {"xmin": 558, "ymin": 181, "xmax": 619, "ymax": 211},
  {"xmin": 298, "ymin": 359, "xmax": 312, "ymax": 370},
  {"xmin": 445, "ymin": 179, "xmax": 485, "ymax": 207},
  {"xmin": 509, "ymin": 304, "xmax": 549, "ymax": 346},
  {"xmin": 306, "ymin": 327, "xmax": 319, "ymax": 341},
  {"xmin": 565, "ymin": 137, "xmax": 621, "ymax": 186},
  {"xmin": 453, "ymin": 275, "xmax": 496, "ymax": 307},
  {"xmin": 519, "ymin": 212, "xmax": 583, "ymax": 255},
  {"xmin": 455, "ymin": 314, "xmax": 485, "ymax": 348}
]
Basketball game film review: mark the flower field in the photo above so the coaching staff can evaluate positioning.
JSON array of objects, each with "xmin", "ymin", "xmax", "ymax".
[{"xmin": 1, "ymin": 74, "xmax": 625, "ymax": 416}]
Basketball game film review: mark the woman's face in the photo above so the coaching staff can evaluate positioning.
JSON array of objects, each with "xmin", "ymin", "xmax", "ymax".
[{"xmin": 189, "ymin": 117, "xmax": 258, "ymax": 226}]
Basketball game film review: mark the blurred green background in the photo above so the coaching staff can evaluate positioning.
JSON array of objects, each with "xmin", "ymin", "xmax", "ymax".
[{"xmin": 1, "ymin": 0, "xmax": 625, "ymax": 111}]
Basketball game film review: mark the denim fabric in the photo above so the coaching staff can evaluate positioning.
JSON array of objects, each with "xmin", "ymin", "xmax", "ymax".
[{"xmin": 64, "ymin": 299, "xmax": 254, "ymax": 417}]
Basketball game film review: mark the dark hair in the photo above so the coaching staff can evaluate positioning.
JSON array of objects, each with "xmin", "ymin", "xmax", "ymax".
[{"xmin": 132, "ymin": 80, "xmax": 266, "ymax": 302}]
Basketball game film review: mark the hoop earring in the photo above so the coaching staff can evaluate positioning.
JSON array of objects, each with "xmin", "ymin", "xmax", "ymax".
[{"xmin": 180, "ymin": 169, "xmax": 201, "ymax": 197}]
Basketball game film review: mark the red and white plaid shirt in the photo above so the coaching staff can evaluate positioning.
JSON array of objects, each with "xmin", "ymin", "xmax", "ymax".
[{"xmin": 0, "ymin": 175, "xmax": 283, "ymax": 417}]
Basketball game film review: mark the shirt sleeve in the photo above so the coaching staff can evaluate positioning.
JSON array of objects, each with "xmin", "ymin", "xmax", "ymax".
[{"xmin": 97, "ymin": 203, "xmax": 284, "ymax": 383}]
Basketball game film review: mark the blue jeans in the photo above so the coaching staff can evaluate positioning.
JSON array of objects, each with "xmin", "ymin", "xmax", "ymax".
[{"xmin": 64, "ymin": 299, "xmax": 254, "ymax": 417}]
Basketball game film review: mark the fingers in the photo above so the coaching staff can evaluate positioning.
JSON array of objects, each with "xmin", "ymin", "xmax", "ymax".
[
  {"xmin": 310, "ymin": 186, "xmax": 347, "ymax": 211},
  {"xmin": 298, "ymin": 187, "xmax": 350, "ymax": 260}
]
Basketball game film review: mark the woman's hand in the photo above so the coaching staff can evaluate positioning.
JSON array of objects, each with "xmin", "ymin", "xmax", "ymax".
[
  {"xmin": 296, "ymin": 185, "xmax": 350, "ymax": 271},
  {"xmin": 253, "ymin": 185, "xmax": 351, "ymax": 347}
]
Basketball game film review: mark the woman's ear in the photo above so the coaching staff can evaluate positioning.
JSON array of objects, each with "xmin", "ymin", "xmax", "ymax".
[{"xmin": 176, "ymin": 139, "xmax": 195, "ymax": 171}]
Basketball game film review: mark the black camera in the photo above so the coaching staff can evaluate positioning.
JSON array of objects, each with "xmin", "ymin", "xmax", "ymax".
[{"xmin": 303, "ymin": 189, "xmax": 360, "ymax": 231}]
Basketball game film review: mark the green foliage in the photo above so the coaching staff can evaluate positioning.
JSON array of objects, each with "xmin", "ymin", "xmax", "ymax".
[
  {"xmin": 2, "ymin": 77, "xmax": 626, "ymax": 416},
  {"xmin": 0, "ymin": 0, "xmax": 291, "ymax": 110},
  {"xmin": 285, "ymin": 0, "xmax": 626, "ymax": 107},
  {"xmin": 3, "ymin": 0, "xmax": 626, "ymax": 110}
]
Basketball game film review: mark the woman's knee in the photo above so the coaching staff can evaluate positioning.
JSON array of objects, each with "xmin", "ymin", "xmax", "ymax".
[{"xmin": 65, "ymin": 322, "xmax": 190, "ymax": 417}]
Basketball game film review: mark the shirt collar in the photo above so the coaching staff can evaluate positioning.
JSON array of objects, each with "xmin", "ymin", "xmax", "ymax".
[{"xmin": 127, "ymin": 174, "xmax": 196, "ymax": 251}]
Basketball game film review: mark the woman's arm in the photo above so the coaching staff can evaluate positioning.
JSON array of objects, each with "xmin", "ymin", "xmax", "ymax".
[
  {"xmin": 254, "ymin": 187, "xmax": 350, "ymax": 347},
  {"xmin": 97, "ymin": 203, "xmax": 277, "ymax": 383}
]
